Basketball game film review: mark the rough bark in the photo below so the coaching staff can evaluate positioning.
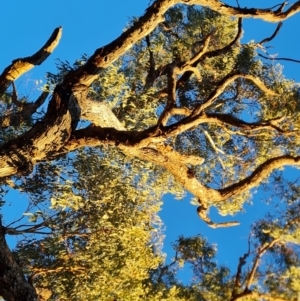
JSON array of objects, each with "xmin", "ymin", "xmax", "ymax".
[
  {"xmin": 0, "ymin": 1, "xmax": 300, "ymax": 298},
  {"xmin": 0, "ymin": 0, "xmax": 298, "ymax": 179},
  {"xmin": 0, "ymin": 223, "xmax": 38, "ymax": 301}
]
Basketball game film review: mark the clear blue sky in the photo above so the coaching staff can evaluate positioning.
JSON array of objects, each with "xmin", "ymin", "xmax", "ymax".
[{"xmin": 1, "ymin": 0, "xmax": 300, "ymax": 283}]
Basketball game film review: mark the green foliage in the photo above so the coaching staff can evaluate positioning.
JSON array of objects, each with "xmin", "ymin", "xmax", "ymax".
[
  {"xmin": 13, "ymin": 146, "xmax": 185, "ymax": 300},
  {"xmin": 2, "ymin": 4, "xmax": 300, "ymax": 301}
]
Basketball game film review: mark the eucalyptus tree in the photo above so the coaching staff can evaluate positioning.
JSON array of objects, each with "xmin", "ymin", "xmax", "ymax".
[
  {"xmin": 11, "ymin": 148, "xmax": 182, "ymax": 301},
  {"xmin": 0, "ymin": 1, "xmax": 300, "ymax": 300}
]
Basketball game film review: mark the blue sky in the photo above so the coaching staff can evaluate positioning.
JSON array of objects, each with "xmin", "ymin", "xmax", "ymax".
[{"xmin": 1, "ymin": 0, "xmax": 300, "ymax": 283}]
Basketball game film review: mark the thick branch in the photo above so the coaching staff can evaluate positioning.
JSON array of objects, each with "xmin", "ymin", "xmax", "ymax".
[
  {"xmin": 63, "ymin": 0, "xmax": 300, "ymax": 89},
  {"xmin": 0, "ymin": 0, "xmax": 293, "ymax": 180},
  {"xmin": 0, "ymin": 27, "xmax": 62, "ymax": 95},
  {"xmin": 81, "ymin": 99, "xmax": 125, "ymax": 130},
  {"xmin": 187, "ymin": 0, "xmax": 300, "ymax": 22}
]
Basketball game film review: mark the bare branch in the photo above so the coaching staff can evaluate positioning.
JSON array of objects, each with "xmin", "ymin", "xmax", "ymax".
[
  {"xmin": 232, "ymin": 244, "xmax": 251, "ymax": 296},
  {"xmin": 202, "ymin": 129, "xmax": 226, "ymax": 169},
  {"xmin": 205, "ymin": 113, "xmax": 290, "ymax": 134},
  {"xmin": 258, "ymin": 53, "xmax": 300, "ymax": 64},
  {"xmin": 258, "ymin": 22, "xmax": 283, "ymax": 45},
  {"xmin": 157, "ymin": 63, "xmax": 179, "ymax": 126},
  {"xmin": 0, "ymin": 27, "xmax": 62, "ymax": 95},
  {"xmin": 144, "ymin": 35, "xmax": 157, "ymax": 89},
  {"xmin": 184, "ymin": 35, "xmax": 211, "ymax": 66}
]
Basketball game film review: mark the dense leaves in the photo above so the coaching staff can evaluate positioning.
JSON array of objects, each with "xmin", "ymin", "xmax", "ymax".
[{"xmin": 0, "ymin": 1, "xmax": 300, "ymax": 301}]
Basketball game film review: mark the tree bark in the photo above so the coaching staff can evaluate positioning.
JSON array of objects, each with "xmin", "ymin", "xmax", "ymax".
[{"xmin": 0, "ymin": 223, "xmax": 38, "ymax": 301}]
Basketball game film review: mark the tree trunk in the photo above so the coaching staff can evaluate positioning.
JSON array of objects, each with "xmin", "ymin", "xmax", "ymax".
[{"xmin": 0, "ymin": 223, "xmax": 38, "ymax": 301}]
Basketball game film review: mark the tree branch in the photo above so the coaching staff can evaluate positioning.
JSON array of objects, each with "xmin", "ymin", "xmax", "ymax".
[
  {"xmin": 192, "ymin": 73, "xmax": 278, "ymax": 116},
  {"xmin": 258, "ymin": 22, "xmax": 283, "ymax": 45},
  {"xmin": 186, "ymin": 0, "xmax": 300, "ymax": 22},
  {"xmin": 258, "ymin": 53, "xmax": 300, "ymax": 64},
  {"xmin": 0, "ymin": 27, "xmax": 62, "ymax": 96},
  {"xmin": 0, "ymin": 91, "xmax": 48, "ymax": 128},
  {"xmin": 232, "ymin": 238, "xmax": 251, "ymax": 297},
  {"xmin": 197, "ymin": 205, "xmax": 239, "ymax": 227},
  {"xmin": 174, "ymin": 17, "xmax": 243, "ymax": 91},
  {"xmin": 246, "ymin": 238, "xmax": 280, "ymax": 290},
  {"xmin": 205, "ymin": 113, "xmax": 289, "ymax": 134},
  {"xmin": 219, "ymin": 155, "xmax": 300, "ymax": 201}
]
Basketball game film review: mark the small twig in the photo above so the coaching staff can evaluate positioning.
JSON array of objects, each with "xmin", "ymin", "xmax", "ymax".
[{"xmin": 258, "ymin": 53, "xmax": 300, "ymax": 64}]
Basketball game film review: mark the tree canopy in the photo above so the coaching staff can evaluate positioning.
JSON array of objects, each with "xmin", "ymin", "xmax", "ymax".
[{"xmin": 0, "ymin": 1, "xmax": 300, "ymax": 300}]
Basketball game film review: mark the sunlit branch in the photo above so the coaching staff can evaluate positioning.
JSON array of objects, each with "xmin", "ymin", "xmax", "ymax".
[
  {"xmin": 31, "ymin": 266, "xmax": 86, "ymax": 279},
  {"xmin": 197, "ymin": 205, "xmax": 239, "ymax": 228},
  {"xmin": 192, "ymin": 73, "xmax": 278, "ymax": 116},
  {"xmin": 176, "ymin": 18, "xmax": 242, "ymax": 89},
  {"xmin": 187, "ymin": 0, "xmax": 300, "ymax": 22},
  {"xmin": 0, "ymin": 27, "xmax": 62, "ymax": 95},
  {"xmin": 219, "ymin": 155, "xmax": 300, "ymax": 201},
  {"xmin": 202, "ymin": 129, "xmax": 225, "ymax": 169},
  {"xmin": 246, "ymin": 238, "xmax": 280, "ymax": 289},
  {"xmin": 157, "ymin": 35, "xmax": 211, "ymax": 126},
  {"xmin": 184, "ymin": 35, "xmax": 211, "ymax": 66},
  {"xmin": 232, "ymin": 291, "xmax": 294, "ymax": 301}
]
